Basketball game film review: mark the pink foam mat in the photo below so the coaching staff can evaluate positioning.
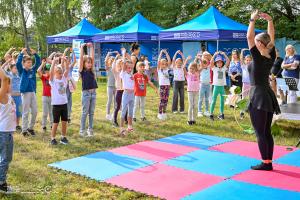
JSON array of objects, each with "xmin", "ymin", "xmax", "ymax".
[
  {"xmin": 233, "ymin": 164, "xmax": 300, "ymax": 192},
  {"xmin": 109, "ymin": 141, "xmax": 198, "ymax": 162},
  {"xmin": 210, "ymin": 140, "xmax": 297, "ymax": 160},
  {"xmin": 106, "ymin": 163, "xmax": 223, "ymax": 200}
]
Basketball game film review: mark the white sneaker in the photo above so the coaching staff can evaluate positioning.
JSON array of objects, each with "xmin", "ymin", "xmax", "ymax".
[
  {"xmin": 204, "ymin": 111, "xmax": 211, "ymax": 117},
  {"xmin": 87, "ymin": 129, "xmax": 94, "ymax": 137},
  {"xmin": 198, "ymin": 112, "xmax": 203, "ymax": 117},
  {"xmin": 106, "ymin": 114, "xmax": 112, "ymax": 121},
  {"xmin": 180, "ymin": 111, "xmax": 185, "ymax": 114},
  {"xmin": 79, "ymin": 131, "xmax": 86, "ymax": 137},
  {"xmin": 173, "ymin": 111, "xmax": 178, "ymax": 114},
  {"xmin": 162, "ymin": 113, "xmax": 167, "ymax": 120},
  {"xmin": 157, "ymin": 114, "xmax": 163, "ymax": 120}
]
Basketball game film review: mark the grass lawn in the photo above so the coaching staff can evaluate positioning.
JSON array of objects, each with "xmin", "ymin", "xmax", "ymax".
[{"xmin": 1, "ymin": 80, "xmax": 299, "ymax": 200}]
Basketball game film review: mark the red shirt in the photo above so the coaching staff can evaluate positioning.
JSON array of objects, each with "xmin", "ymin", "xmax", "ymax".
[
  {"xmin": 41, "ymin": 75, "xmax": 51, "ymax": 96},
  {"xmin": 133, "ymin": 73, "xmax": 149, "ymax": 96}
]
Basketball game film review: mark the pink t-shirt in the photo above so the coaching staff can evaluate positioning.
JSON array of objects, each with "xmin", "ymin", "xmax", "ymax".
[{"xmin": 186, "ymin": 72, "xmax": 200, "ymax": 92}]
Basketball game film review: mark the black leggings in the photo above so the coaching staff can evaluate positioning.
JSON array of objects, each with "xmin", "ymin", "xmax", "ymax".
[
  {"xmin": 249, "ymin": 105, "xmax": 274, "ymax": 160},
  {"xmin": 113, "ymin": 90, "xmax": 127, "ymax": 123}
]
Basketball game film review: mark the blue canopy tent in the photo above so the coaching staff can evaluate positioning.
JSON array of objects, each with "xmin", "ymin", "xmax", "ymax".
[
  {"xmin": 159, "ymin": 6, "xmax": 259, "ymax": 55},
  {"xmin": 92, "ymin": 13, "xmax": 165, "ymax": 73},
  {"xmin": 93, "ymin": 13, "xmax": 162, "ymax": 43},
  {"xmin": 47, "ymin": 18, "xmax": 103, "ymax": 44}
]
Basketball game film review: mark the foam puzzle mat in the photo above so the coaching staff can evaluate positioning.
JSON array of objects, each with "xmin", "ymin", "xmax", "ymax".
[{"xmin": 49, "ymin": 132, "xmax": 300, "ymax": 200}]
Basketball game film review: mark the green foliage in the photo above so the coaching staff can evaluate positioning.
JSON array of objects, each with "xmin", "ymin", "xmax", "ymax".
[{"xmin": 0, "ymin": 0, "xmax": 299, "ymax": 57}]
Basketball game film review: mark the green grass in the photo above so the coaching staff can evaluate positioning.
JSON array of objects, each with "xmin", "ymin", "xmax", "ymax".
[{"xmin": 1, "ymin": 80, "xmax": 300, "ymax": 200}]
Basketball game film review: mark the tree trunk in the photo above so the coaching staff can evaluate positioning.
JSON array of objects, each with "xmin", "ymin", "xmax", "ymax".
[{"xmin": 18, "ymin": 0, "xmax": 29, "ymax": 48}]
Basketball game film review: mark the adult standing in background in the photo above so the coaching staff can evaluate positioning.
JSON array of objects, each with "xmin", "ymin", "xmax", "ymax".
[
  {"xmin": 228, "ymin": 49, "xmax": 243, "ymax": 88},
  {"xmin": 270, "ymin": 49, "xmax": 285, "ymax": 104},
  {"xmin": 281, "ymin": 44, "xmax": 299, "ymax": 104},
  {"xmin": 131, "ymin": 43, "xmax": 140, "ymax": 74},
  {"xmin": 247, "ymin": 10, "xmax": 280, "ymax": 171}
]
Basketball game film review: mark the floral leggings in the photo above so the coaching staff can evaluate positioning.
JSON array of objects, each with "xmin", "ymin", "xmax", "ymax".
[{"xmin": 159, "ymin": 85, "xmax": 170, "ymax": 114}]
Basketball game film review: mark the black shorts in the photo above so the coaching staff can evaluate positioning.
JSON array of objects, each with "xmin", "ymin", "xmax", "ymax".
[{"xmin": 52, "ymin": 104, "xmax": 68, "ymax": 123}]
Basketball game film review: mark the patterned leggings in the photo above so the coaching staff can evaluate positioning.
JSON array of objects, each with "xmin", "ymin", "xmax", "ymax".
[{"xmin": 159, "ymin": 85, "xmax": 170, "ymax": 114}]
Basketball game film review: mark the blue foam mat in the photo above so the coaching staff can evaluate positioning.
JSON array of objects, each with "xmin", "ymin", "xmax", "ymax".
[
  {"xmin": 182, "ymin": 180, "xmax": 300, "ymax": 200},
  {"xmin": 157, "ymin": 132, "xmax": 233, "ymax": 149},
  {"xmin": 48, "ymin": 151, "xmax": 154, "ymax": 181},
  {"xmin": 164, "ymin": 149, "xmax": 259, "ymax": 177},
  {"xmin": 275, "ymin": 149, "xmax": 300, "ymax": 167}
]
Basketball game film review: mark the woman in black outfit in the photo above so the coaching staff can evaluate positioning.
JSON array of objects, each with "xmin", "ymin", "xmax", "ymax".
[
  {"xmin": 270, "ymin": 49, "xmax": 285, "ymax": 104},
  {"xmin": 131, "ymin": 43, "xmax": 140, "ymax": 74},
  {"xmin": 247, "ymin": 10, "xmax": 280, "ymax": 171}
]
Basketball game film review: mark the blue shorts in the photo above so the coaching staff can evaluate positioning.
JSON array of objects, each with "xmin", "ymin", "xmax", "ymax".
[{"xmin": 12, "ymin": 95, "xmax": 22, "ymax": 118}]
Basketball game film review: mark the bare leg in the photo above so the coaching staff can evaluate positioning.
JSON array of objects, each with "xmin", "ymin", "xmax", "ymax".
[
  {"xmin": 61, "ymin": 121, "xmax": 67, "ymax": 137},
  {"xmin": 51, "ymin": 123, "xmax": 59, "ymax": 139}
]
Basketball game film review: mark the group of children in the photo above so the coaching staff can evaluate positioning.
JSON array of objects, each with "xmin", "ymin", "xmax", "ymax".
[
  {"xmin": 0, "ymin": 45, "xmax": 253, "ymax": 192},
  {"xmin": 103, "ymin": 45, "xmax": 253, "ymax": 128}
]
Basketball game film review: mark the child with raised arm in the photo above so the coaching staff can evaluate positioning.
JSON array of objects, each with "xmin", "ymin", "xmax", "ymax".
[
  {"xmin": 16, "ymin": 48, "xmax": 41, "ymax": 136},
  {"xmin": 49, "ymin": 55, "xmax": 69, "ymax": 145},
  {"xmin": 0, "ymin": 68, "xmax": 16, "ymax": 193},
  {"xmin": 171, "ymin": 50, "xmax": 188, "ymax": 113},
  {"xmin": 119, "ymin": 48, "xmax": 135, "ymax": 135},
  {"xmin": 63, "ymin": 48, "xmax": 76, "ymax": 124},
  {"xmin": 209, "ymin": 51, "xmax": 230, "ymax": 121},
  {"xmin": 7, "ymin": 64, "xmax": 22, "ymax": 131},
  {"xmin": 105, "ymin": 51, "xmax": 117, "ymax": 121},
  {"xmin": 186, "ymin": 61, "xmax": 200, "ymax": 125},
  {"xmin": 197, "ymin": 55, "xmax": 211, "ymax": 117},
  {"xmin": 157, "ymin": 49, "xmax": 172, "ymax": 120},
  {"xmin": 133, "ymin": 62, "xmax": 158, "ymax": 122},
  {"xmin": 79, "ymin": 43, "xmax": 98, "ymax": 137},
  {"xmin": 37, "ymin": 59, "xmax": 53, "ymax": 131}
]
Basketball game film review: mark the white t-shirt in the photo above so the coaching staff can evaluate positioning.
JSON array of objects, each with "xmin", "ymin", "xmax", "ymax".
[
  {"xmin": 50, "ymin": 76, "xmax": 68, "ymax": 105},
  {"xmin": 173, "ymin": 67, "xmax": 185, "ymax": 81},
  {"xmin": 120, "ymin": 71, "xmax": 134, "ymax": 90},
  {"xmin": 158, "ymin": 69, "xmax": 170, "ymax": 86},
  {"xmin": 212, "ymin": 67, "xmax": 227, "ymax": 86},
  {"xmin": 0, "ymin": 96, "xmax": 16, "ymax": 132}
]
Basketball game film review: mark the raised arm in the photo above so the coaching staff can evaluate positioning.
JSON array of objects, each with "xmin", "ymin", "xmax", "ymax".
[
  {"xmin": 210, "ymin": 52, "xmax": 218, "ymax": 68},
  {"xmin": 105, "ymin": 52, "xmax": 112, "ymax": 70},
  {"xmin": 48, "ymin": 52, "xmax": 56, "ymax": 61},
  {"xmin": 31, "ymin": 49, "xmax": 41, "ymax": 72},
  {"xmin": 16, "ymin": 48, "xmax": 27, "ymax": 74},
  {"xmin": 172, "ymin": 50, "xmax": 180, "ymax": 67},
  {"xmin": 88, "ymin": 43, "xmax": 95, "ymax": 67},
  {"xmin": 37, "ymin": 59, "xmax": 46, "ymax": 77},
  {"xmin": 260, "ymin": 13, "xmax": 274, "ymax": 46},
  {"xmin": 240, "ymin": 48, "xmax": 247, "ymax": 65},
  {"xmin": 221, "ymin": 52, "xmax": 230, "ymax": 68},
  {"xmin": 247, "ymin": 10, "xmax": 259, "ymax": 49},
  {"xmin": 79, "ymin": 44, "xmax": 85, "ymax": 72},
  {"xmin": 157, "ymin": 50, "xmax": 164, "ymax": 70},
  {"xmin": 50, "ymin": 57, "xmax": 58, "ymax": 81},
  {"xmin": 165, "ymin": 50, "xmax": 172, "ymax": 67},
  {"xmin": 63, "ymin": 56, "xmax": 70, "ymax": 78}
]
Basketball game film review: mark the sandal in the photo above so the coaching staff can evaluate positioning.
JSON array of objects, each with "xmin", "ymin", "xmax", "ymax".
[
  {"xmin": 127, "ymin": 128, "xmax": 134, "ymax": 132},
  {"xmin": 119, "ymin": 129, "xmax": 127, "ymax": 136}
]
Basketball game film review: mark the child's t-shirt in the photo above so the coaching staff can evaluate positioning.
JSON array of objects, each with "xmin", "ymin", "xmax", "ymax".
[
  {"xmin": 9, "ymin": 72, "xmax": 21, "ymax": 94},
  {"xmin": 0, "ymin": 96, "xmax": 16, "ymax": 132},
  {"xmin": 173, "ymin": 67, "xmax": 185, "ymax": 81},
  {"xmin": 133, "ymin": 73, "xmax": 149, "ymax": 96},
  {"xmin": 212, "ymin": 67, "xmax": 227, "ymax": 86},
  {"xmin": 200, "ymin": 68, "xmax": 210, "ymax": 84},
  {"xmin": 50, "ymin": 77, "xmax": 68, "ymax": 105},
  {"xmin": 41, "ymin": 75, "xmax": 51, "ymax": 97},
  {"xmin": 186, "ymin": 72, "xmax": 200, "ymax": 92},
  {"xmin": 241, "ymin": 64, "xmax": 250, "ymax": 83},
  {"xmin": 158, "ymin": 69, "xmax": 170, "ymax": 86},
  {"xmin": 120, "ymin": 71, "xmax": 134, "ymax": 90},
  {"xmin": 106, "ymin": 67, "xmax": 116, "ymax": 87}
]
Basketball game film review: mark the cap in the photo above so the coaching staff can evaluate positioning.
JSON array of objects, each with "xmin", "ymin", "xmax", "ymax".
[{"xmin": 214, "ymin": 55, "xmax": 224, "ymax": 63}]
